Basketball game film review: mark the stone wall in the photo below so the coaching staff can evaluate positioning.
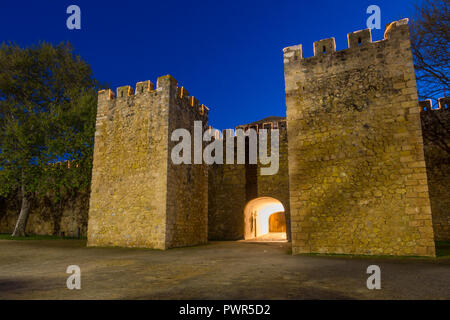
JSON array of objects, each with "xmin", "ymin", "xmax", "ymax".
[
  {"xmin": 208, "ymin": 123, "xmax": 290, "ymax": 240},
  {"xmin": 283, "ymin": 19, "xmax": 436, "ymax": 257},
  {"xmin": 87, "ymin": 75, "xmax": 209, "ymax": 249},
  {"xmin": 165, "ymin": 79, "xmax": 209, "ymax": 248},
  {"xmin": 269, "ymin": 212, "xmax": 286, "ymax": 232},
  {"xmin": 420, "ymin": 99, "xmax": 450, "ymax": 241},
  {"xmin": 208, "ymin": 162, "xmax": 247, "ymax": 240},
  {"xmin": 257, "ymin": 127, "xmax": 291, "ymax": 240},
  {"xmin": 4, "ymin": 19, "xmax": 445, "ymax": 256}
]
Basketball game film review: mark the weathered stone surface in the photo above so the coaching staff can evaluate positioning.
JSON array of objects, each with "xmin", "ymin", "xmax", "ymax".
[
  {"xmin": 257, "ymin": 127, "xmax": 291, "ymax": 239},
  {"xmin": 87, "ymin": 75, "xmax": 208, "ymax": 249},
  {"xmin": 208, "ymin": 162, "xmax": 247, "ymax": 240},
  {"xmin": 0, "ymin": 194, "xmax": 88, "ymax": 237},
  {"xmin": 283, "ymin": 19, "xmax": 436, "ymax": 257},
  {"xmin": 420, "ymin": 99, "xmax": 450, "ymax": 241},
  {"xmin": 1, "ymin": 19, "xmax": 446, "ymax": 258},
  {"xmin": 208, "ymin": 120, "xmax": 291, "ymax": 240},
  {"xmin": 165, "ymin": 79, "xmax": 209, "ymax": 248}
]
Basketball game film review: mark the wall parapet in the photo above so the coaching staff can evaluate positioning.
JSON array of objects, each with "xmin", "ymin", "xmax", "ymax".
[
  {"xmin": 97, "ymin": 75, "xmax": 209, "ymax": 119},
  {"xmin": 420, "ymin": 98, "xmax": 450, "ymax": 112},
  {"xmin": 283, "ymin": 18, "xmax": 409, "ymax": 63}
]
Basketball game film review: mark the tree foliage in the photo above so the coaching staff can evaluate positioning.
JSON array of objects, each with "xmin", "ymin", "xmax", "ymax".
[
  {"xmin": 0, "ymin": 42, "xmax": 99, "ymax": 235},
  {"xmin": 411, "ymin": 0, "xmax": 449, "ymax": 101},
  {"xmin": 411, "ymin": 0, "xmax": 450, "ymax": 156}
]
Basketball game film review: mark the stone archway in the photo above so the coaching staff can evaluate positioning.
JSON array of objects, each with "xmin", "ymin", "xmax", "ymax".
[{"xmin": 244, "ymin": 197, "xmax": 287, "ymax": 241}]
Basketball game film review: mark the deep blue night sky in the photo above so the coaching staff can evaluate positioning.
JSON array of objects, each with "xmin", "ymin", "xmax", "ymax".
[{"xmin": 1, "ymin": 0, "xmax": 419, "ymax": 129}]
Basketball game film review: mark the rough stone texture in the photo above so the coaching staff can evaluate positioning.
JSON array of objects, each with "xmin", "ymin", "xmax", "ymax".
[
  {"xmin": 283, "ymin": 19, "xmax": 436, "ymax": 257},
  {"xmin": 2, "ymin": 240, "xmax": 450, "ymax": 300},
  {"xmin": 0, "ymin": 194, "xmax": 88, "ymax": 237},
  {"xmin": 420, "ymin": 99, "xmax": 450, "ymax": 241},
  {"xmin": 87, "ymin": 75, "xmax": 208, "ymax": 249},
  {"xmin": 208, "ymin": 162, "xmax": 247, "ymax": 240},
  {"xmin": 166, "ymin": 80, "xmax": 209, "ymax": 248},
  {"xmin": 269, "ymin": 212, "xmax": 286, "ymax": 232},
  {"xmin": 257, "ymin": 126, "xmax": 291, "ymax": 239},
  {"xmin": 1, "ymin": 20, "xmax": 447, "ymax": 258}
]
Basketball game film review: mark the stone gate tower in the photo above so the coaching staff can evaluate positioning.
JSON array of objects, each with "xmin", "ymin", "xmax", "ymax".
[
  {"xmin": 283, "ymin": 19, "xmax": 436, "ymax": 256},
  {"xmin": 87, "ymin": 75, "xmax": 209, "ymax": 249}
]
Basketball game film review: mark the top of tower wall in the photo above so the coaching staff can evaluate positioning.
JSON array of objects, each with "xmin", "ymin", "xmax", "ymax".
[
  {"xmin": 283, "ymin": 19, "xmax": 410, "ymax": 64},
  {"xmin": 97, "ymin": 75, "xmax": 209, "ymax": 119},
  {"xmin": 235, "ymin": 117, "xmax": 287, "ymax": 133},
  {"xmin": 420, "ymin": 97, "xmax": 450, "ymax": 113}
]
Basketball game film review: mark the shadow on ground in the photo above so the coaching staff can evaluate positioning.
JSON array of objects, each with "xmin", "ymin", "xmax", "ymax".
[{"xmin": 0, "ymin": 239, "xmax": 449, "ymax": 300}]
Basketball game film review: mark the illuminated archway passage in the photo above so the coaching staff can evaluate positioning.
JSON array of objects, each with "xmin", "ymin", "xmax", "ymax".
[{"xmin": 244, "ymin": 197, "xmax": 287, "ymax": 241}]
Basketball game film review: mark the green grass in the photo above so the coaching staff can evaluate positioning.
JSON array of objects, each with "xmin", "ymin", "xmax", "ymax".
[
  {"xmin": 298, "ymin": 242, "xmax": 450, "ymax": 259},
  {"xmin": 0, "ymin": 233, "xmax": 86, "ymax": 240},
  {"xmin": 436, "ymin": 241, "xmax": 450, "ymax": 258}
]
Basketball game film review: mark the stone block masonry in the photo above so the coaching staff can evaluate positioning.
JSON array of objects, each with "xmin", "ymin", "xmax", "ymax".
[
  {"xmin": 2, "ymin": 20, "xmax": 446, "ymax": 256},
  {"xmin": 0, "ymin": 193, "xmax": 89, "ymax": 237},
  {"xmin": 208, "ymin": 120, "xmax": 291, "ymax": 241},
  {"xmin": 257, "ymin": 126, "xmax": 291, "ymax": 240},
  {"xmin": 420, "ymin": 98, "xmax": 450, "ymax": 241},
  {"xmin": 284, "ymin": 19, "xmax": 436, "ymax": 257},
  {"xmin": 87, "ymin": 75, "xmax": 208, "ymax": 249}
]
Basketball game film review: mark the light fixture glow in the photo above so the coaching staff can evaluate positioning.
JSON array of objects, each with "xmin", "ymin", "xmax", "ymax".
[{"xmin": 244, "ymin": 197, "xmax": 286, "ymax": 240}]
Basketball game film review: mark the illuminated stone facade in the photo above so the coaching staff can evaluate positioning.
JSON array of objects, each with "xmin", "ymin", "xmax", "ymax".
[
  {"xmin": 87, "ymin": 76, "xmax": 208, "ymax": 249},
  {"xmin": 79, "ymin": 19, "xmax": 449, "ymax": 256},
  {"xmin": 420, "ymin": 98, "xmax": 450, "ymax": 242},
  {"xmin": 283, "ymin": 19, "xmax": 438, "ymax": 256}
]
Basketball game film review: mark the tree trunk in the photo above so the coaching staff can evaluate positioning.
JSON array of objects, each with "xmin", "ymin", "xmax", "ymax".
[{"xmin": 12, "ymin": 184, "xmax": 30, "ymax": 237}]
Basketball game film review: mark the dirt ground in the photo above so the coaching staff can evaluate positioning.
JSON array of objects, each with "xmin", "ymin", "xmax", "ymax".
[{"xmin": 0, "ymin": 239, "xmax": 449, "ymax": 300}]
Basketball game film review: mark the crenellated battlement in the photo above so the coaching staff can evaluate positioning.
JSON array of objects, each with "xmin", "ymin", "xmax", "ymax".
[
  {"xmin": 283, "ymin": 18, "xmax": 409, "ymax": 63},
  {"xmin": 348, "ymin": 28, "xmax": 372, "ymax": 48},
  {"xmin": 136, "ymin": 80, "xmax": 155, "ymax": 94},
  {"xmin": 201, "ymin": 118, "xmax": 287, "ymax": 143},
  {"xmin": 175, "ymin": 86, "xmax": 209, "ymax": 117},
  {"xmin": 420, "ymin": 98, "xmax": 450, "ymax": 112},
  {"xmin": 97, "ymin": 75, "xmax": 209, "ymax": 118}
]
